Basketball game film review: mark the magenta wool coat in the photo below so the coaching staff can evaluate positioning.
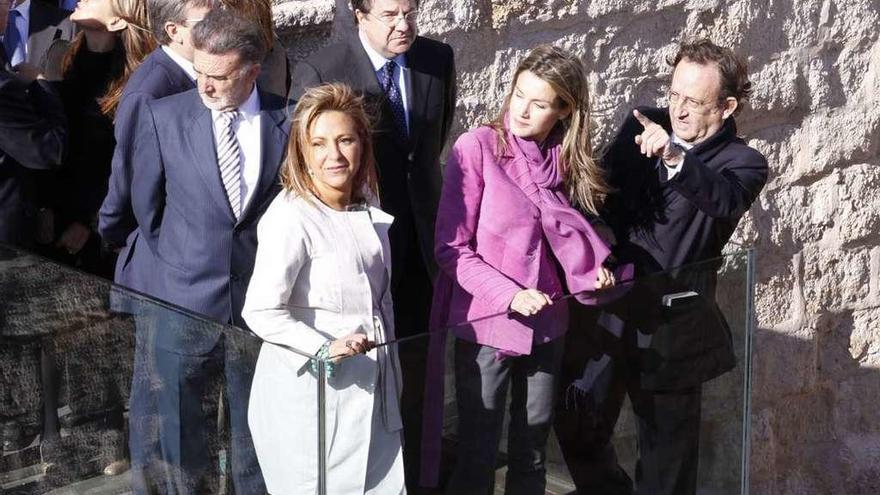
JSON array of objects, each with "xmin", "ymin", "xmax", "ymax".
[
  {"xmin": 434, "ymin": 126, "xmax": 571, "ymax": 352},
  {"xmin": 420, "ymin": 124, "xmax": 613, "ymax": 486}
]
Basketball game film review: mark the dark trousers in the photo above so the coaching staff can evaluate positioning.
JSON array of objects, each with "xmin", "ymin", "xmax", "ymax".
[
  {"xmin": 554, "ymin": 306, "xmax": 702, "ymax": 495},
  {"xmin": 391, "ymin": 230, "xmax": 433, "ymax": 493},
  {"xmin": 447, "ymin": 338, "xmax": 564, "ymax": 495},
  {"xmin": 129, "ymin": 308, "xmax": 266, "ymax": 494}
]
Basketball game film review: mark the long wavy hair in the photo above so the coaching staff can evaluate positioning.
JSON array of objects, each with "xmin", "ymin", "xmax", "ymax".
[
  {"xmin": 281, "ymin": 83, "xmax": 379, "ymax": 205},
  {"xmin": 62, "ymin": 0, "xmax": 156, "ymax": 117},
  {"xmin": 489, "ymin": 44, "xmax": 611, "ymax": 216}
]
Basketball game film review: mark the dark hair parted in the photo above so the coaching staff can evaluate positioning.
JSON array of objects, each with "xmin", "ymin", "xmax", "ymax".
[
  {"xmin": 148, "ymin": 0, "xmax": 216, "ymax": 46},
  {"xmin": 220, "ymin": 0, "xmax": 276, "ymax": 50},
  {"xmin": 281, "ymin": 83, "xmax": 379, "ymax": 204},
  {"xmin": 668, "ymin": 38, "xmax": 752, "ymax": 109},
  {"xmin": 190, "ymin": 8, "xmax": 268, "ymax": 66},
  {"xmin": 350, "ymin": 0, "xmax": 419, "ymax": 23},
  {"xmin": 490, "ymin": 44, "xmax": 610, "ymax": 216}
]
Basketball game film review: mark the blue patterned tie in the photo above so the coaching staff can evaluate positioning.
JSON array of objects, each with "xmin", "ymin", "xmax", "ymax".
[
  {"xmin": 379, "ymin": 60, "xmax": 408, "ymax": 139},
  {"xmin": 4, "ymin": 9, "xmax": 24, "ymax": 67}
]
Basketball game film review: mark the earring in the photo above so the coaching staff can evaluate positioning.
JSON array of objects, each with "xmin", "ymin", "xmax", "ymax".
[{"xmin": 307, "ymin": 168, "xmax": 315, "ymax": 177}]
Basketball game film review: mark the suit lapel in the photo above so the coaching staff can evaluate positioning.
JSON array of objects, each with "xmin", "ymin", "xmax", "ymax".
[
  {"xmin": 238, "ymin": 94, "xmax": 287, "ymax": 225},
  {"xmin": 186, "ymin": 104, "xmax": 238, "ymax": 220},
  {"xmin": 347, "ymin": 39, "xmax": 383, "ymax": 96},
  {"xmin": 406, "ymin": 60, "xmax": 432, "ymax": 151}
]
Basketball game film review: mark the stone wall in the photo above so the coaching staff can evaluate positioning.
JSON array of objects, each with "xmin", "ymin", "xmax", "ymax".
[{"xmin": 273, "ymin": 1, "xmax": 880, "ymax": 493}]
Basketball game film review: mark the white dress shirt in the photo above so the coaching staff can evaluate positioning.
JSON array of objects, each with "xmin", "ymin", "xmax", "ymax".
[
  {"xmin": 210, "ymin": 86, "xmax": 262, "ymax": 212},
  {"xmin": 662, "ymin": 134, "xmax": 694, "ymax": 180},
  {"xmin": 358, "ymin": 30, "xmax": 412, "ymax": 131},
  {"xmin": 161, "ymin": 45, "xmax": 198, "ymax": 81}
]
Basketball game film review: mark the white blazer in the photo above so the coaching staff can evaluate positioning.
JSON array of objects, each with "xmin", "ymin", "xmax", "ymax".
[{"xmin": 243, "ymin": 191, "xmax": 403, "ymax": 495}]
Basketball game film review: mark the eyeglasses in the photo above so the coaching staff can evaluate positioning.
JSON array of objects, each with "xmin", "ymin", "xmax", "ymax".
[
  {"xmin": 181, "ymin": 18, "xmax": 204, "ymax": 27},
  {"xmin": 367, "ymin": 9, "xmax": 419, "ymax": 27},
  {"xmin": 666, "ymin": 90, "xmax": 721, "ymax": 113}
]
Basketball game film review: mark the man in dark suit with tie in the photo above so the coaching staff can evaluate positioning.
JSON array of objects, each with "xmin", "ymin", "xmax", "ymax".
[
  {"xmin": 2, "ymin": 0, "xmax": 74, "ymax": 75},
  {"xmin": 291, "ymin": 1, "xmax": 455, "ymax": 488},
  {"xmin": 555, "ymin": 39, "xmax": 768, "ymax": 495},
  {"xmin": 129, "ymin": 8, "xmax": 289, "ymax": 493}
]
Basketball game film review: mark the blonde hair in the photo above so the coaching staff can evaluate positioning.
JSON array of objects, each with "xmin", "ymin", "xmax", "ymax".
[
  {"xmin": 63, "ymin": 0, "xmax": 156, "ymax": 117},
  {"xmin": 490, "ymin": 44, "xmax": 611, "ymax": 216},
  {"xmin": 280, "ymin": 83, "xmax": 379, "ymax": 203}
]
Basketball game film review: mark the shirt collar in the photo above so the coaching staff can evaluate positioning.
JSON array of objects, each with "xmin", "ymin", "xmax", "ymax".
[
  {"xmin": 161, "ymin": 45, "xmax": 198, "ymax": 81},
  {"xmin": 211, "ymin": 85, "xmax": 260, "ymax": 122},
  {"xmin": 357, "ymin": 29, "xmax": 407, "ymax": 72},
  {"xmin": 671, "ymin": 133, "xmax": 695, "ymax": 151},
  {"xmin": 12, "ymin": 0, "xmax": 31, "ymax": 23}
]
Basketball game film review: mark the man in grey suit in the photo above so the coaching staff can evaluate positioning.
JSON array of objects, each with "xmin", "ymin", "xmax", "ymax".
[
  {"xmin": 130, "ymin": 8, "xmax": 289, "ymax": 493},
  {"xmin": 2, "ymin": 0, "xmax": 74, "ymax": 75}
]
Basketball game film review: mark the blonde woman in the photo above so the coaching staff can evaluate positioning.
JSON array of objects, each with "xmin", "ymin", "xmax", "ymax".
[
  {"xmin": 421, "ymin": 45, "xmax": 617, "ymax": 492},
  {"xmin": 243, "ymin": 83, "xmax": 405, "ymax": 494}
]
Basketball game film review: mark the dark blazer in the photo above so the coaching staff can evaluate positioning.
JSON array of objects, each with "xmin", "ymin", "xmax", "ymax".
[
  {"xmin": 24, "ymin": 0, "xmax": 74, "ymax": 71},
  {"xmin": 602, "ymin": 106, "xmax": 768, "ymax": 390},
  {"xmin": 131, "ymin": 87, "xmax": 290, "ymax": 354},
  {"xmin": 0, "ymin": 63, "xmax": 66, "ymax": 244},
  {"xmin": 290, "ymin": 35, "xmax": 456, "ymax": 277},
  {"xmin": 98, "ymin": 48, "xmax": 196, "ymax": 294}
]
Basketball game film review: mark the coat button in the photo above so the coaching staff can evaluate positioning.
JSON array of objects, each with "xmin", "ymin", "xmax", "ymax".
[{"xmin": 230, "ymin": 273, "xmax": 240, "ymax": 282}]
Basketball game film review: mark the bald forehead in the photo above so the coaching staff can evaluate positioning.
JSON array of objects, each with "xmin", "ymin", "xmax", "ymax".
[{"xmin": 671, "ymin": 58, "xmax": 723, "ymax": 99}]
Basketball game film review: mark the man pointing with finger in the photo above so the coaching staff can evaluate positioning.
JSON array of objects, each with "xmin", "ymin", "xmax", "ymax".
[{"xmin": 558, "ymin": 39, "xmax": 768, "ymax": 495}]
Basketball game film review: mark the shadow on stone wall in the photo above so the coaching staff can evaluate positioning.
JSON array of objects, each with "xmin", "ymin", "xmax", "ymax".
[{"xmin": 749, "ymin": 323, "xmax": 880, "ymax": 495}]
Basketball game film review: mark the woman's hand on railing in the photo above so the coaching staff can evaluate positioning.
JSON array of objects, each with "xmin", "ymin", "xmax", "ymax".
[
  {"xmin": 509, "ymin": 289, "xmax": 553, "ymax": 317},
  {"xmin": 329, "ymin": 332, "xmax": 374, "ymax": 363},
  {"xmin": 595, "ymin": 266, "xmax": 616, "ymax": 290}
]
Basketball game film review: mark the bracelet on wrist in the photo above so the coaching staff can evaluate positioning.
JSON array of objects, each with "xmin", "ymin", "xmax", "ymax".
[{"xmin": 310, "ymin": 341, "xmax": 336, "ymax": 378}]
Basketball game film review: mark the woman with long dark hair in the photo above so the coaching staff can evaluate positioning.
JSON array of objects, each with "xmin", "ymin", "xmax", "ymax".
[{"xmin": 40, "ymin": 0, "xmax": 155, "ymax": 276}]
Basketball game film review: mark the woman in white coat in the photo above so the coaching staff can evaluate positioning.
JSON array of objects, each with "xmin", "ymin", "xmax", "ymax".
[{"xmin": 242, "ymin": 83, "xmax": 405, "ymax": 495}]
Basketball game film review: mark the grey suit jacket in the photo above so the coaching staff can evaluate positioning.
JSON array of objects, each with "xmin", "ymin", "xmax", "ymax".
[{"xmin": 25, "ymin": 1, "xmax": 75, "ymax": 74}]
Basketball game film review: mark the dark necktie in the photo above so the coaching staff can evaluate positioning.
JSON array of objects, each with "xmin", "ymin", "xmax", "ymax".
[
  {"xmin": 379, "ymin": 60, "xmax": 408, "ymax": 139},
  {"xmin": 4, "ymin": 9, "xmax": 24, "ymax": 67}
]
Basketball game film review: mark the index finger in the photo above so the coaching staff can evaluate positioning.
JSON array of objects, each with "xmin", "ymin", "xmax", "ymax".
[{"xmin": 633, "ymin": 109, "xmax": 654, "ymax": 128}]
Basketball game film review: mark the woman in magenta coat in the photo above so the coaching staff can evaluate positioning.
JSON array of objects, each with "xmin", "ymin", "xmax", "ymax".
[{"xmin": 421, "ymin": 45, "xmax": 618, "ymax": 493}]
